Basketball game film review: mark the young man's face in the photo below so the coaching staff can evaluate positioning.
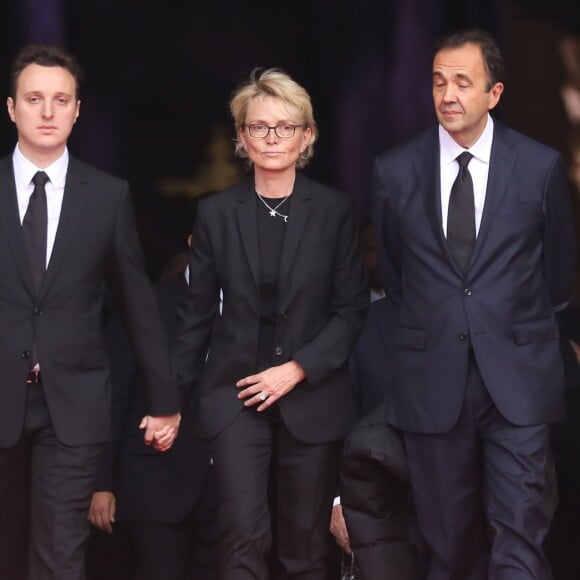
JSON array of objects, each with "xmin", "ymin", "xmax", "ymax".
[{"xmin": 7, "ymin": 63, "xmax": 80, "ymax": 165}]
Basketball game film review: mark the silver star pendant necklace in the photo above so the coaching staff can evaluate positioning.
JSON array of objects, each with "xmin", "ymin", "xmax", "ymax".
[{"xmin": 256, "ymin": 192, "xmax": 290, "ymax": 222}]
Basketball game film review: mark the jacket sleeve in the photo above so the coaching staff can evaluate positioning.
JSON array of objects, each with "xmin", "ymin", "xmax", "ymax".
[
  {"xmin": 173, "ymin": 199, "xmax": 220, "ymax": 393},
  {"xmin": 292, "ymin": 197, "xmax": 369, "ymax": 386},
  {"xmin": 110, "ymin": 184, "xmax": 181, "ymax": 415}
]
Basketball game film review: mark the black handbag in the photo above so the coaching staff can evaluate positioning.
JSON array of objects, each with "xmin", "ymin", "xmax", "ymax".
[{"xmin": 340, "ymin": 552, "xmax": 360, "ymax": 580}]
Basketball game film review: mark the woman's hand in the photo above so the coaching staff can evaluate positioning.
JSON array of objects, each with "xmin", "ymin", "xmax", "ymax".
[{"xmin": 236, "ymin": 360, "xmax": 306, "ymax": 411}]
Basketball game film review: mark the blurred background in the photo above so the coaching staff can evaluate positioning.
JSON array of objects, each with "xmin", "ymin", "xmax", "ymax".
[{"xmin": 0, "ymin": 0, "xmax": 578, "ymax": 278}]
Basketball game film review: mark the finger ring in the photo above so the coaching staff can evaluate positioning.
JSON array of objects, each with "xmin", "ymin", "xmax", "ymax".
[{"xmin": 259, "ymin": 391, "xmax": 267, "ymax": 401}]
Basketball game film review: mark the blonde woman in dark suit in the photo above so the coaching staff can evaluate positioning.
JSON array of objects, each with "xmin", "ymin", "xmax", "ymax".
[{"xmin": 175, "ymin": 69, "xmax": 368, "ymax": 580}]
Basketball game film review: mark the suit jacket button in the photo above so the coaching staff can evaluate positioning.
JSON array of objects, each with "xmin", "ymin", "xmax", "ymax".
[
  {"xmin": 459, "ymin": 332, "xmax": 469, "ymax": 341},
  {"xmin": 33, "ymin": 307, "xmax": 42, "ymax": 316},
  {"xmin": 274, "ymin": 346, "xmax": 284, "ymax": 356},
  {"xmin": 22, "ymin": 351, "xmax": 31, "ymax": 360},
  {"xmin": 464, "ymin": 288, "xmax": 472, "ymax": 296},
  {"xmin": 279, "ymin": 311, "xmax": 288, "ymax": 320}
]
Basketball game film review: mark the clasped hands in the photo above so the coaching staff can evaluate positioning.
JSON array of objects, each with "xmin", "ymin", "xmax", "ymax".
[
  {"xmin": 139, "ymin": 412, "xmax": 181, "ymax": 452},
  {"xmin": 236, "ymin": 360, "xmax": 305, "ymax": 411}
]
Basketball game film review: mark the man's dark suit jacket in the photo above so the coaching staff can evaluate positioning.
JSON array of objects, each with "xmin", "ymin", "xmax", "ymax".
[
  {"xmin": 0, "ymin": 155, "xmax": 180, "ymax": 448},
  {"xmin": 371, "ymin": 122, "xmax": 576, "ymax": 433},
  {"xmin": 175, "ymin": 172, "xmax": 369, "ymax": 444}
]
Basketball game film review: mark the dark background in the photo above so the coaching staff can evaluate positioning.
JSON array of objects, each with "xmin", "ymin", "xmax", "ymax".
[{"xmin": 0, "ymin": 0, "xmax": 578, "ymax": 277}]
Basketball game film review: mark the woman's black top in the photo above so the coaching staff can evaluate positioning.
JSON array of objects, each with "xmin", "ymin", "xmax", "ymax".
[{"xmin": 255, "ymin": 193, "xmax": 292, "ymax": 373}]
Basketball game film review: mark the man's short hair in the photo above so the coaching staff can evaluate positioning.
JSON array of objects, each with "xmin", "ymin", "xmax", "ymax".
[
  {"xmin": 436, "ymin": 29, "xmax": 505, "ymax": 90},
  {"xmin": 10, "ymin": 44, "xmax": 83, "ymax": 100}
]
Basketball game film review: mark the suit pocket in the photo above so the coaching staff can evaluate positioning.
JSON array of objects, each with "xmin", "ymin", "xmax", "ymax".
[
  {"xmin": 513, "ymin": 318, "xmax": 558, "ymax": 345},
  {"xmin": 394, "ymin": 325, "xmax": 426, "ymax": 351}
]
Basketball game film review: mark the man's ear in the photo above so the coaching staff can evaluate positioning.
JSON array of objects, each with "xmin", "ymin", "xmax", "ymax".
[{"xmin": 7, "ymin": 97, "xmax": 15, "ymax": 123}]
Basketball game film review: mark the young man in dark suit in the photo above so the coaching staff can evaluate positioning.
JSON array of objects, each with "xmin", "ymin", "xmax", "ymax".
[
  {"xmin": 372, "ymin": 29, "xmax": 576, "ymax": 579},
  {"xmin": 0, "ymin": 44, "xmax": 181, "ymax": 580}
]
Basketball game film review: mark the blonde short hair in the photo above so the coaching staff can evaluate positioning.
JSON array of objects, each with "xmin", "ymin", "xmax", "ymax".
[{"xmin": 230, "ymin": 68, "xmax": 318, "ymax": 168}]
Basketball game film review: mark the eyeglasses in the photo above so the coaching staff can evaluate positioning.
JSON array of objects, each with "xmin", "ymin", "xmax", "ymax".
[{"xmin": 244, "ymin": 123, "xmax": 304, "ymax": 139}]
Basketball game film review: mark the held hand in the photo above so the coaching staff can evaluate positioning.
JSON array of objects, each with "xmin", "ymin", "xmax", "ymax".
[
  {"xmin": 88, "ymin": 491, "xmax": 116, "ymax": 534},
  {"xmin": 139, "ymin": 412, "xmax": 181, "ymax": 452},
  {"xmin": 329, "ymin": 504, "xmax": 352, "ymax": 554},
  {"xmin": 236, "ymin": 360, "xmax": 306, "ymax": 411}
]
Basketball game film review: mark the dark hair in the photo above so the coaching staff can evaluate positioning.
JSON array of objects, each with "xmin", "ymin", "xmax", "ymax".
[
  {"xmin": 10, "ymin": 44, "xmax": 83, "ymax": 100},
  {"xmin": 436, "ymin": 29, "xmax": 505, "ymax": 91}
]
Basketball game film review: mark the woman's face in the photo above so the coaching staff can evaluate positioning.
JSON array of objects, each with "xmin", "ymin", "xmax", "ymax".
[{"xmin": 239, "ymin": 95, "xmax": 312, "ymax": 174}]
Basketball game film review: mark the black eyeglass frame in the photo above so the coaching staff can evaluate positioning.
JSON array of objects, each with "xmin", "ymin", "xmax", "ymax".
[{"xmin": 243, "ymin": 123, "xmax": 305, "ymax": 139}]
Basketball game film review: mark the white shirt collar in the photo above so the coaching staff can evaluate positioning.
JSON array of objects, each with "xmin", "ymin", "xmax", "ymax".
[
  {"xmin": 439, "ymin": 114, "xmax": 494, "ymax": 167},
  {"xmin": 13, "ymin": 144, "xmax": 69, "ymax": 189}
]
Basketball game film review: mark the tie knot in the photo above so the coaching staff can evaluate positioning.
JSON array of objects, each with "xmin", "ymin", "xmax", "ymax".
[
  {"xmin": 456, "ymin": 152, "xmax": 473, "ymax": 169},
  {"xmin": 32, "ymin": 171, "xmax": 49, "ymax": 187}
]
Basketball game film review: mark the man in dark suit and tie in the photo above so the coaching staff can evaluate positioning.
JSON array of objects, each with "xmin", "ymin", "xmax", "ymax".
[
  {"xmin": 0, "ymin": 44, "xmax": 181, "ymax": 580},
  {"xmin": 372, "ymin": 29, "xmax": 576, "ymax": 579}
]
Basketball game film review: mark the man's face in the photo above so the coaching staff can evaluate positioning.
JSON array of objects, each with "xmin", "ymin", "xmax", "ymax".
[
  {"xmin": 432, "ymin": 43, "xmax": 503, "ymax": 148},
  {"xmin": 7, "ymin": 63, "xmax": 80, "ymax": 165}
]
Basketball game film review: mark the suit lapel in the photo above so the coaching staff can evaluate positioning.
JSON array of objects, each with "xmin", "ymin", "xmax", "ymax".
[
  {"xmin": 470, "ymin": 123, "xmax": 515, "ymax": 269},
  {"xmin": 0, "ymin": 157, "xmax": 36, "ymax": 294},
  {"xmin": 417, "ymin": 129, "xmax": 458, "ymax": 270},
  {"xmin": 41, "ymin": 157, "xmax": 88, "ymax": 297},
  {"xmin": 278, "ymin": 173, "xmax": 310, "ymax": 292},
  {"xmin": 235, "ymin": 179, "xmax": 260, "ymax": 289}
]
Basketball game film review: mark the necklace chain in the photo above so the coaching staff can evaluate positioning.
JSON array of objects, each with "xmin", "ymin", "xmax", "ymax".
[{"xmin": 256, "ymin": 192, "xmax": 289, "ymax": 222}]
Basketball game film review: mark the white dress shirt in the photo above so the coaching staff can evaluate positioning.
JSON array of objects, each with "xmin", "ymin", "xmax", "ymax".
[
  {"xmin": 12, "ymin": 144, "xmax": 69, "ymax": 268},
  {"xmin": 439, "ymin": 114, "xmax": 494, "ymax": 237}
]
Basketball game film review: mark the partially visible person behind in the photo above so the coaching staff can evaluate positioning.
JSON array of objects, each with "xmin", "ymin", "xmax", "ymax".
[
  {"xmin": 372, "ymin": 28, "xmax": 575, "ymax": 579},
  {"xmin": 0, "ymin": 44, "xmax": 181, "ymax": 580},
  {"xmin": 174, "ymin": 68, "xmax": 369, "ymax": 579},
  {"xmin": 87, "ymin": 232, "xmax": 219, "ymax": 580},
  {"xmin": 330, "ymin": 294, "xmax": 422, "ymax": 580},
  {"xmin": 358, "ymin": 223, "xmax": 385, "ymax": 303},
  {"xmin": 350, "ymin": 296, "xmax": 398, "ymax": 418}
]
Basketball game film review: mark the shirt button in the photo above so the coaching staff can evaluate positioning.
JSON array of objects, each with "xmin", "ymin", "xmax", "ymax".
[
  {"xmin": 459, "ymin": 332, "xmax": 469, "ymax": 341},
  {"xmin": 464, "ymin": 288, "xmax": 472, "ymax": 296},
  {"xmin": 274, "ymin": 346, "xmax": 284, "ymax": 356}
]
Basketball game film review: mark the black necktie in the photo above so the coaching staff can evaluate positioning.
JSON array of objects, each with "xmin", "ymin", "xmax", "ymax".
[
  {"xmin": 447, "ymin": 152, "xmax": 475, "ymax": 273},
  {"xmin": 23, "ymin": 171, "xmax": 49, "ymax": 292}
]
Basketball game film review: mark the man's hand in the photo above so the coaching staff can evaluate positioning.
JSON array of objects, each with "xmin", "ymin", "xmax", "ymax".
[
  {"xmin": 88, "ymin": 491, "xmax": 116, "ymax": 534},
  {"xmin": 139, "ymin": 412, "xmax": 181, "ymax": 451},
  {"xmin": 330, "ymin": 504, "xmax": 351, "ymax": 554}
]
